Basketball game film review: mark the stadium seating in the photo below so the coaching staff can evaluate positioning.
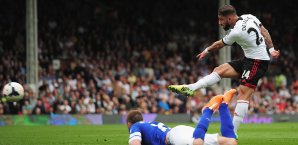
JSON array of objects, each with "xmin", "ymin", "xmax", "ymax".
[{"xmin": 0, "ymin": 0, "xmax": 297, "ymax": 115}]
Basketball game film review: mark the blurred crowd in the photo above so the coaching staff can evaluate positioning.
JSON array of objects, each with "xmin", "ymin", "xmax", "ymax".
[{"xmin": 0, "ymin": 0, "xmax": 297, "ymax": 116}]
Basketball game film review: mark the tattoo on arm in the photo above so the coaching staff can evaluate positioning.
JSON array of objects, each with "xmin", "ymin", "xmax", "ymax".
[
  {"xmin": 261, "ymin": 26, "xmax": 274, "ymax": 48},
  {"xmin": 208, "ymin": 40, "xmax": 225, "ymax": 52}
]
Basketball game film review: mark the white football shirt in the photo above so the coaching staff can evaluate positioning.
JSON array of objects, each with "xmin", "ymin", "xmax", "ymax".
[{"xmin": 222, "ymin": 14, "xmax": 270, "ymax": 60}]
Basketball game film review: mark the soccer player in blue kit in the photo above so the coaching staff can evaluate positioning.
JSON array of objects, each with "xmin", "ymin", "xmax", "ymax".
[{"xmin": 127, "ymin": 89, "xmax": 237, "ymax": 145}]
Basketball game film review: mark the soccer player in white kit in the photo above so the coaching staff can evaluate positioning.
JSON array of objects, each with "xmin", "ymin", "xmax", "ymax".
[{"xmin": 168, "ymin": 5, "xmax": 280, "ymax": 134}]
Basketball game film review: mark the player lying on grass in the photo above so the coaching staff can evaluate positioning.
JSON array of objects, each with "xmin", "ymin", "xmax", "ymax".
[{"xmin": 127, "ymin": 89, "xmax": 237, "ymax": 145}]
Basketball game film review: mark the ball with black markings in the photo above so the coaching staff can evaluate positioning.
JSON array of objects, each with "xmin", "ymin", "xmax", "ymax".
[{"xmin": 2, "ymin": 82, "xmax": 24, "ymax": 102}]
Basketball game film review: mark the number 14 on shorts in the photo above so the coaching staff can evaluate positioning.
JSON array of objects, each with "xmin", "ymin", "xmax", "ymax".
[{"xmin": 242, "ymin": 70, "xmax": 250, "ymax": 79}]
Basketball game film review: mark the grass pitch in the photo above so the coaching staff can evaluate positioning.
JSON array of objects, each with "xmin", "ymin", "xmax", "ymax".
[{"xmin": 0, "ymin": 123, "xmax": 298, "ymax": 145}]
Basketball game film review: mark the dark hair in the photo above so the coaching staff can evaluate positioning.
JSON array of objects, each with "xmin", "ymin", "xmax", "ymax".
[
  {"xmin": 126, "ymin": 110, "xmax": 143, "ymax": 124},
  {"xmin": 218, "ymin": 5, "xmax": 237, "ymax": 16}
]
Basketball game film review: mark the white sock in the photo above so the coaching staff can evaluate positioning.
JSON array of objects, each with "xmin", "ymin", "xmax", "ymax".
[
  {"xmin": 188, "ymin": 72, "xmax": 221, "ymax": 90},
  {"xmin": 233, "ymin": 100, "xmax": 249, "ymax": 133}
]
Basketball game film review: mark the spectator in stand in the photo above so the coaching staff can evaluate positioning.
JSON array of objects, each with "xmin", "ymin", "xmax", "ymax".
[
  {"xmin": 59, "ymin": 100, "xmax": 72, "ymax": 114},
  {"xmin": 22, "ymin": 100, "xmax": 33, "ymax": 115},
  {"xmin": 32, "ymin": 99, "xmax": 46, "ymax": 114},
  {"xmin": 0, "ymin": 0, "xmax": 297, "ymax": 115}
]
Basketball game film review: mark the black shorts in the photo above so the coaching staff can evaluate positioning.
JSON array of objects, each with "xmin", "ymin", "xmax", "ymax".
[{"xmin": 228, "ymin": 57, "xmax": 269, "ymax": 89}]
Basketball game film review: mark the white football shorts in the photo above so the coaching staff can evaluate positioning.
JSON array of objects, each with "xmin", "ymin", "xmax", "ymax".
[{"xmin": 167, "ymin": 125, "xmax": 219, "ymax": 145}]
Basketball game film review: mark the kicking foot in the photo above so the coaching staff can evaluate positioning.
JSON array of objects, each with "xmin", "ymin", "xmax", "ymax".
[{"xmin": 168, "ymin": 85, "xmax": 194, "ymax": 96}]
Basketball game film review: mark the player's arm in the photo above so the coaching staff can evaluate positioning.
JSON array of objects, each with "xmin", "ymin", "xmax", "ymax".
[
  {"xmin": 129, "ymin": 132, "xmax": 142, "ymax": 145},
  {"xmin": 196, "ymin": 40, "xmax": 225, "ymax": 60},
  {"xmin": 197, "ymin": 27, "xmax": 239, "ymax": 61},
  {"xmin": 260, "ymin": 25, "xmax": 273, "ymax": 48},
  {"xmin": 260, "ymin": 25, "xmax": 280, "ymax": 58},
  {"xmin": 206, "ymin": 40, "xmax": 226, "ymax": 52},
  {"xmin": 128, "ymin": 125, "xmax": 142, "ymax": 145},
  {"xmin": 129, "ymin": 140, "xmax": 141, "ymax": 145}
]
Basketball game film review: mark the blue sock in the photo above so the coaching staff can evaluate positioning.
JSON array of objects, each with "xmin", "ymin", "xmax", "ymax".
[
  {"xmin": 219, "ymin": 103, "xmax": 236, "ymax": 139},
  {"xmin": 193, "ymin": 108, "xmax": 213, "ymax": 140}
]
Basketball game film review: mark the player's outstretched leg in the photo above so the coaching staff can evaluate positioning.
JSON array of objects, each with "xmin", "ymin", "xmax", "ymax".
[
  {"xmin": 193, "ymin": 95, "xmax": 223, "ymax": 141},
  {"xmin": 219, "ymin": 89, "xmax": 237, "ymax": 139},
  {"xmin": 168, "ymin": 72, "xmax": 221, "ymax": 96}
]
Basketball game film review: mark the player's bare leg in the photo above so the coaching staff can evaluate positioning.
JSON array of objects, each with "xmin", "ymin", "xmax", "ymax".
[
  {"xmin": 233, "ymin": 85, "xmax": 254, "ymax": 133},
  {"xmin": 188, "ymin": 63, "xmax": 240, "ymax": 91},
  {"xmin": 168, "ymin": 63, "xmax": 239, "ymax": 96}
]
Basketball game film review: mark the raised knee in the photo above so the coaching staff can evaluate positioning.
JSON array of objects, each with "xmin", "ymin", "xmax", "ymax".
[{"xmin": 213, "ymin": 67, "xmax": 222, "ymax": 75}]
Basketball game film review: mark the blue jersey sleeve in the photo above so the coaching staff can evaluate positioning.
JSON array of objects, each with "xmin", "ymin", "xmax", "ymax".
[
  {"xmin": 128, "ymin": 121, "xmax": 171, "ymax": 145},
  {"xmin": 129, "ymin": 124, "xmax": 142, "ymax": 144}
]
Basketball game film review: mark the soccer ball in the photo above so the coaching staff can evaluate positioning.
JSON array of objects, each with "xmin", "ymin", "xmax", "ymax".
[{"xmin": 2, "ymin": 82, "xmax": 24, "ymax": 102}]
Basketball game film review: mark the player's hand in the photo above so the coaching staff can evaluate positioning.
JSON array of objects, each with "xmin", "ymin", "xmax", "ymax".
[
  {"xmin": 196, "ymin": 51, "xmax": 208, "ymax": 61},
  {"xmin": 270, "ymin": 49, "xmax": 280, "ymax": 59}
]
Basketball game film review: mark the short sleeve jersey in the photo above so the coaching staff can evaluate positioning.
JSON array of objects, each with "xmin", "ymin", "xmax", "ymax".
[
  {"xmin": 222, "ymin": 14, "xmax": 270, "ymax": 60},
  {"xmin": 128, "ymin": 121, "xmax": 171, "ymax": 145}
]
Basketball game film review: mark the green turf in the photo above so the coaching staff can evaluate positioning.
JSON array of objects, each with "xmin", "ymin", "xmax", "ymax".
[{"xmin": 0, "ymin": 123, "xmax": 298, "ymax": 145}]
